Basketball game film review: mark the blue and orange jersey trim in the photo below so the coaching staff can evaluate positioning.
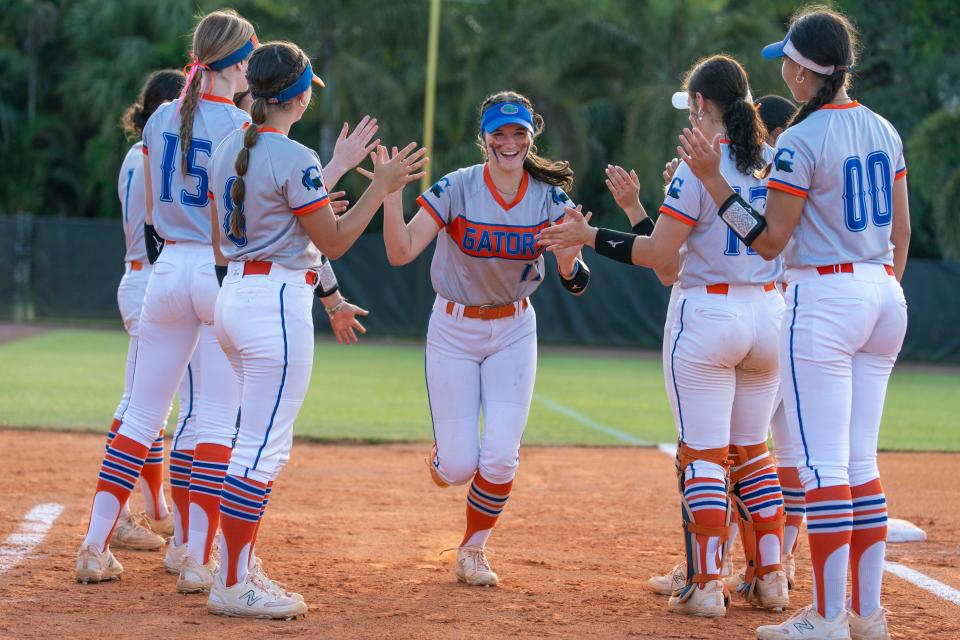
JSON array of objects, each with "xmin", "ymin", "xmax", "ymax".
[
  {"xmin": 658, "ymin": 203, "xmax": 697, "ymax": 227},
  {"xmin": 768, "ymin": 178, "xmax": 809, "ymax": 199},
  {"xmin": 446, "ymin": 214, "xmax": 550, "ymax": 260},
  {"xmin": 291, "ymin": 195, "xmax": 330, "ymax": 216},
  {"xmin": 895, "ymin": 167, "xmax": 908, "ymax": 181},
  {"xmin": 141, "ymin": 145, "xmax": 148, "ymax": 155},
  {"xmin": 416, "ymin": 195, "xmax": 446, "ymax": 228}
]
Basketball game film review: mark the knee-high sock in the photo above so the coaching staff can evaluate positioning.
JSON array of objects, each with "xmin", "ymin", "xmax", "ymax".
[
  {"xmin": 682, "ymin": 461, "xmax": 728, "ymax": 584},
  {"xmin": 460, "ymin": 473, "xmax": 512, "ymax": 548},
  {"xmin": 219, "ymin": 475, "xmax": 268, "ymax": 587},
  {"xmin": 731, "ymin": 446, "xmax": 784, "ymax": 572},
  {"xmin": 84, "ymin": 432, "xmax": 149, "ymax": 551},
  {"xmin": 777, "ymin": 466, "xmax": 805, "ymax": 557},
  {"xmin": 169, "ymin": 449, "xmax": 194, "ymax": 546},
  {"xmin": 804, "ymin": 484, "xmax": 852, "ymax": 620},
  {"xmin": 248, "ymin": 481, "xmax": 274, "ymax": 570},
  {"xmin": 850, "ymin": 478, "xmax": 887, "ymax": 617},
  {"xmin": 187, "ymin": 443, "xmax": 231, "ymax": 564},
  {"xmin": 139, "ymin": 430, "xmax": 169, "ymax": 520},
  {"xmin": 105, "ymin": 419, "xmax": 131, "ymax": 518}
]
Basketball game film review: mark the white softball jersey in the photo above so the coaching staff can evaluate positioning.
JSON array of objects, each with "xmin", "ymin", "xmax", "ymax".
[
  {"xmin": 210, "ymin": 126, "xmax": 331, "ymax": 271},
  {"xmin": 767, "ymin": 101, "xmax": 906, "ymax": 270},
  {"xmin": 142, "ymin": 94, "xmax": 250, "ymax": 243},
  {"xmin": 118, "ymin": 142, "xmax": 147, "ymax": 263},
  {"xmin": 416, "ymin": 163, "xmax": 573, "ymax": 306},
  {"xmin": 659, "ymin": 142, "xmax": 782, "ymax": 288}
]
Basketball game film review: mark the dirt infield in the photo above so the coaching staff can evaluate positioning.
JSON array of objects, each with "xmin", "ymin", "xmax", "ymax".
[{"xmin": 0, "ymin": 430, "xmax": 957, "ymax": 639}]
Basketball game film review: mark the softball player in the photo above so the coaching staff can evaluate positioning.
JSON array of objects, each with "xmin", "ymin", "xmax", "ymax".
[
  {"xmin": 207, "ymin": 40, "xmax": 426, "ymax": 619},
  {"xmin": 540, "ymin": 55, "xmax": 790, "ymax": 617},
  {"xmin": 109, "ymin": 69, "xmax": 186, "ymax": 553},
  {"xmin": 679, "ymin": 8, "xmax": 909, "ymax": 638},
  {"xmin": 76, "ymin": 9, "xmax": 256, "ymax": 586},
  {"xmin": 382, "ymin": 91, "xmax": 589, "ymax": 588}
]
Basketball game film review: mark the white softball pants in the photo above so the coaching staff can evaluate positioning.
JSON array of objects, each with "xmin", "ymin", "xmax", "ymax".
[
  {"xmin": 781, "ymin": 263, "xmax": 907, "ymax": 490},
  {"xmin": 215, "ymin": 262, "xmax": 317, "ymax": 484},
  {"xmin": 115, "ymin": 262, "xmax": 198, "ymax": 438},
  {"xmin": 116, "ymin": 242, "xmax": 239, "ymax": 450},
  {"xmin": 426, "ymin": 296, "xmax": 537, "ymax": 486},
  {"xmin": 666, "ymin": 285, "xmax": 785, "ymax": 450}
]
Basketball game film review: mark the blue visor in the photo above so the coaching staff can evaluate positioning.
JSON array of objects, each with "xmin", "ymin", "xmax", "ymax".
[
  {"xmin": 761, "ymin": 35, "xmax": 788, "ymax": 60},
  {"xmin": 253, "ymin": 61, "xmax": 318, "ymax": 103},
  {"xmin": 209, "ymin": 37, "xmax": 257, "ymax": 71},
  {"xmin": 481, "ymin": 102, "xmax": 534, "ymax": 134}
]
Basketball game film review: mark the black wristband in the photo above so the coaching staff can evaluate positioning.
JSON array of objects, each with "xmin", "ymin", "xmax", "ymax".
[
  {"xmin": 215, "ymin": 265, "xmax": 228, "ymax": 287},
  {"xmin": 559, "ymin": 258, "xmax": 590, "ymax": 295},
  {"xmin": 144, "ymin": 223, "xmax": 165, "ymax": 264},
  {"xmin": 717, "ymin": 193, "xmax": 767, "ymax": 246},
  {"xmin": 314, "ymin": 255, "xmax": 340, "ymax": 298},
  {"xmin": 631, "ymin": 217, "xmax": 655, "ymax": 237},
  {"xmin": 593, "ymin": 228, "xmax": 635, "ymax": 265}
]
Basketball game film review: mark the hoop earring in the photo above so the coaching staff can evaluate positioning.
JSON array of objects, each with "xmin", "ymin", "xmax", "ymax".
[{"xmin": 795, "ymin": 75, "xmax": 804, "ymax": 84}]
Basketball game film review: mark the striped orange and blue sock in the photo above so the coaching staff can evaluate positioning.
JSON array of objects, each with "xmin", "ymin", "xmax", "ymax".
[
  {"xmin": 460, "ymin": 473, "xmax": 512, "ymax": 548},
  {"xmin": 139, "ymin": 430, "xmax": 168, "ymax": 520},
  {"xmin": 169, "ymin": 448, "xmax": 194, "ymax": 546},
  {"xmin": 850, "ymin": 478, "xmax": 887, "ymax": 617},
  {"xmin": 84, "ymin": 433, "xmax": 149, "ymax": 551},
  {"xmin": 188, "ymin": 443, "xmax": 231, "ymax": 564},
  {"xmin": 219, "ymin": 475, "xmax": 268, "ymax": 587},
  {"xmin": 248, "ymin": 481, "xmax": 274, "ymax": 569},
  {"xmin": 804, "ymin": 484, "xmax": 852, "ymax": 620}
]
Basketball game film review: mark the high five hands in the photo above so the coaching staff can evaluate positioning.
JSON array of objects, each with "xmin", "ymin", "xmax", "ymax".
[
  {"xmin": 536, "ymin": 205, "xmax": 595, "ymax": 252},
  {"xmin": 677, "ymin": 127, "xmax": 722, "ymax": 182}
]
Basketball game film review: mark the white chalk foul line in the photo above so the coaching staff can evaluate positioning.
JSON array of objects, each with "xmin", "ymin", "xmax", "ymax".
[
  {"xmin": 884, "ymin": 562, "xmax": 960, "ymax": 606},
  {"xmin": 0, "ymin": 503, "xmax": 64, "ymax": 574},
  {"xmin": 533, "ymin": 395, "xmax": 649, "ymax": 445}
]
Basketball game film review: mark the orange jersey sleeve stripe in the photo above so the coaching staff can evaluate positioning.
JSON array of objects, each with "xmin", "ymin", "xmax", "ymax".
[
  {"xmin": 768, "ymin": 179, "xmax": 809, "ymax": 199},
  {"xmin": 417, "ymin": 195, "xmax": 445, "ymax": 228},
  {"xmin": 141, "ymin": 146, "xmax": 148, "ymax": 155},
  {"xmin": 658, "ymin": 204, "xmax": 696, "ymax": 227},
  {"xmin": 291, "ymin": 196, "xmax": 330, "ymax": 216},
  {"xmin": 894, "ymin": 168, "xmax": 907, "ymax": 181}
]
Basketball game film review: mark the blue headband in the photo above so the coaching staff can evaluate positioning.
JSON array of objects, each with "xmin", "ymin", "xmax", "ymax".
[
  {"xmin": 480, "ymin": 102, "xmax": 534, "ymax": 134},
  {"xmin": 252, "ymin": 61, "xmax": 315, "ymax": 104},
  {"xmin": 208, "ymin": 37, "xmax": 257, "ymax": 71}
]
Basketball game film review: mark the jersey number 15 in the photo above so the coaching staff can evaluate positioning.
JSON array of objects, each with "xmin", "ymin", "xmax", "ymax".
[{"xmin": 158, "ymin": 132, "xmax": 213, "ymax": 208}]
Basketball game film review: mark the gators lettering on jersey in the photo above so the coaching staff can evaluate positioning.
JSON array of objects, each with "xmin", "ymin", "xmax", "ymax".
[
  {"xmin": 209, "ymin": 126, "xmax": 331, "ymax": 270},
  {"xmin": 766, "ymin": 101, "xmax": 907, "ymax": 269},
  {"xmin": 417, "ymin": 163, "xmax": 572, "ymax": 306},
  {"xmin": 118, "ymin": 142, "xmax": 147, "ymax": 263},
  {"xmin": 659, "ymin": 142, "xmax": 782, "ymax": 287},
  {"xmin": 141, "ymin": 95, "xmax": 250, "ymax": 243}
]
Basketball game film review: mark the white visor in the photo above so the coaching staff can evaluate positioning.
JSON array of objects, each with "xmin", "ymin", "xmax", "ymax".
[
  {"xmin": 671, "ymin": 91, "xmax": 690, "ymax": 110},
  {"xmin": 783, "ymin": 39, "xmax": 836, "ymax": 75}
]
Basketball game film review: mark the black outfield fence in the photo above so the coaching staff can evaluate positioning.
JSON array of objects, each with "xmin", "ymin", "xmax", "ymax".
[{"xmin": 1, "ymin": 214, "xmax": 958, "ymax": 363}]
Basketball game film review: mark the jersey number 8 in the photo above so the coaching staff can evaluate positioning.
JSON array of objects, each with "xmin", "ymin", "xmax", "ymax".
[
  {"xmin": 843, "ymin": 151, "xmax": 892, "ymax": 232},
  {"xmin": 159, "ymin": 132, "xmax": 213, "ymax": 208},
  {"xmin": 221, "ymin": 176, "xmax": 247, "ymax": 248}
]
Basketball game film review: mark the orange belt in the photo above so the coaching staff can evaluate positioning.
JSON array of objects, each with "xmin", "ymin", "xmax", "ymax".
[
  {"xmin": 166, "ymin": 240, "xmax": 177, "ymax": 245},
  {"xmin": 705, "ymin": 282, "xmax": 778, "ymax": 295},
  {"xmin": 815, "ymin": 263, "xmax": 895, "ymax": 277},
  {"xmin": 129, "ymin": 260, "xmax": 144, "ymax": 271},
  {"xmin": 446, "ymin": 298, "xmax": 528, "ymax": 320},
  {"xmin": 243, "ymin": 260, "xmax": 318, "ymax": 285}
]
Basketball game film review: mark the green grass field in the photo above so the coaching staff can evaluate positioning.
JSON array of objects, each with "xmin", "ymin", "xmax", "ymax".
[{"xmin": 0, "ymin": 329, "xmax": 956, "ymax": 451}]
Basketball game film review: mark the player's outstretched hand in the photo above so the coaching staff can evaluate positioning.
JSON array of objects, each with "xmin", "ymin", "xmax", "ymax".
[
  {"xmin": 331, "ymin": 116, "xmax": 381, "ymax": 173},
  {"xmin": 328, "ymin": 190, "xmax": 349, "ymax": 215},
  {"xmin": 372, "ymin": 144, "xmax": 429, "ymax": 195},
  {"xmin": 330, "ymin": 301, "xmax": 369, "ymax": 345},
  {"xmin": 536, "ymin": 205, "xmax": 594, "ymax": 252},
  {"xmin": 678, "ymin": 127, "xmax": 721, "ymax": 181},
  {"xmin": 662, "ymin": 158, "xmax": 680, "ymax": 186},
  {"xmin": 605, "ymin": 165, "xmax": 641, "ymax": 212}
]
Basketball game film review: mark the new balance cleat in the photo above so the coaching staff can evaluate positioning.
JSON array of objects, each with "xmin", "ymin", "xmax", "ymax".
[
  {"xmin": 112, "ymin": 512, "xmax": 165, "ymax": 551},
  {"xmin": 647, "ymin": 563, "xmax": 686, "ymax": 596},
  {"xmin": 755, "ymin": 605, "xmax": 850, "ymax": 639},
  {"xmin": 208, "ymin": 570, "xmax": 308, "ymax": 620},
  {"xmin": 668, "ymin": 580, "xmax": 728, "ymax": 618},
  {"xmin": 848, "ymin": 607, "xmax": 890, "ymax": 640},
  {"xmin": 453, "ymin": 546, "xmax": 498, "ymax": 587},
  {"xmin": 177, "ymin": 555, "xmax": 215, "ymax": 593},
  {"xmin": 76, "ymin": 544, "xmax": 123, "ymax": 584}
]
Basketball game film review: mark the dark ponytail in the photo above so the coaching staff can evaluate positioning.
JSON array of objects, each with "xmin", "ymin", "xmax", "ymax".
[
  {"xmin": 686, "ymin": 55, "xmax": 767, "ymax": 175},
  {"xmin": 121, "ymin": 69, "xmax": 185, "ymax": 140},
  {"xmin": 477, "ymin": 91, "xmax": 574, "ymax": 192},
  {"xmin": 784, "ymin": 6, "xmax": 858, "ymax": 127},
  {"xmin": 230, "ymin": 42, "xmax": 310, "ymax": 239}
]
